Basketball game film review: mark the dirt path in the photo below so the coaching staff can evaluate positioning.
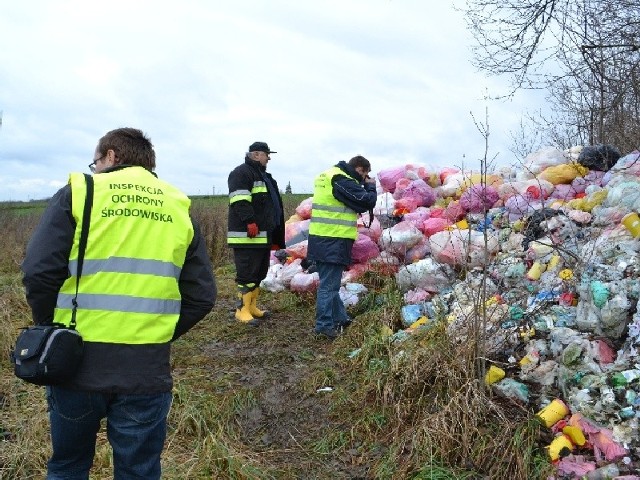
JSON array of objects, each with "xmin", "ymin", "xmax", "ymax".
[{"xmin": 201, "ymin": 294, "xmax": 373, "ymax": 479}]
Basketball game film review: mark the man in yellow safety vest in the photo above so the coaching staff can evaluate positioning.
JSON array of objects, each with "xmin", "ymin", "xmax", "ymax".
[
  {"xmin": 21, "ymin": 127, "xmax": 216, "ymax": 479},
  {"xmin": 307, "ymin": 155, "xmax": 377, "ymax": 340}
]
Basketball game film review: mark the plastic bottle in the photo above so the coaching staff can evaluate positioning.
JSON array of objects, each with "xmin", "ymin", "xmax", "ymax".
[
  {"xmin": 611, "ymin": 372, "xmax": 628, "ymax": 387},
  {"xmin": 527, "ymin": 261, "xmax": 546, "ymax": 280},
  {"xmin": 622, "ymin": 212, "xmax": 640, "ymax": 238}
]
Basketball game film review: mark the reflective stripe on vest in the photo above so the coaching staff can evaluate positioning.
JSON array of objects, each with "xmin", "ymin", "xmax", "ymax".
[
  {"xmin": 227, "ymin": 230, "xmax": 269, "ymax": 245},
  {"xmin": 309, "ymin": 167, "xmax": 358, "ymax": 240},
  {"xmin": 229, "ymin": 181, "xmax": 267, "ymax": 205},
  {"xmin": 69, "ymin": 257, "xmax": 181, "ymax": 277},
  {"xmin": 228, "ymin": 180, "xmax": 269, "ymax": 244},
  {"xmin": 54, "ymin": 168, "xmax": 194, "ymax": 344}
]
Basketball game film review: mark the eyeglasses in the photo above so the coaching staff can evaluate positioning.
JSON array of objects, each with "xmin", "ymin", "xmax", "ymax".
[{"xmin": 89, "ymin": 154, "xmax": 105, "ymax": 173}]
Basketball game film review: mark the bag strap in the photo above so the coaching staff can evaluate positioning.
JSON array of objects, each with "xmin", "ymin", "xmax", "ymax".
[
  {"xmin": 359, "ymin": 208, "xmax": 374, "ymax": 229},
  {"xmin": 70, "ymin": 174, "xmax": 94, "ymax": 330}
]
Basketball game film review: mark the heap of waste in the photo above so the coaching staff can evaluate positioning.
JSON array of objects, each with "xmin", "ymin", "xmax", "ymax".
[{"xmin": 261, "ymin": 144, "xmax": 640, "ymax": 479}]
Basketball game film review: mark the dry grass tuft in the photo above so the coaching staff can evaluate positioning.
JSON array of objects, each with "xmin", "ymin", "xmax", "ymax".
[{"xmin": 335, "ymin": 310, "xmax": 552, "ymax": 479}]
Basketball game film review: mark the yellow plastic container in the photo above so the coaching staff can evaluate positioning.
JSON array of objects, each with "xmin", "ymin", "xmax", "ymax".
[
  {"xmin": 547, "ymin": 434, "xmax": 574, "ymax": 461},
  {"xmin": 527, "ymin": 261, "xmax": 546, "ymax": 280},
  {"xmin": 409, "ymin": 316, "xmax": 428, "ymax": 329},
  {"xmin": 562, "ymin": 425, "xmax": 586, "ymax": 446},
  {"xmin": 622, "ymin": 212, "xmax": 640, "ymax": 238},
  {"xmin": 547, "ymin": 254, "xmax": 561, "ymax": 271},
  {"xmin": 537, "ymin": 399, "xmax": 569, "ymax": 428},
  {"xmin": 559, "ymin": 269, "xmax": 574, "ymax": 280},
  {"xmin": 455, "ymin": 219, "xmax": 469, "ymax": 230},
  {"xmin": 484, "ymin": 365, "xmax": 506, "ymax": 385}
]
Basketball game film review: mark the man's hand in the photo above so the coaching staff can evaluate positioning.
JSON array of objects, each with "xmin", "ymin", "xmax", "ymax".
[{"xmin": 247, "ymin": 223, "xmax": 259, "ymax": 238}]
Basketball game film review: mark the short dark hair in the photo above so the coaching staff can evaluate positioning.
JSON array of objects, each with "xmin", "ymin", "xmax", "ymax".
[
  {"xmin": 347, "ymin": 155, "xmax": 370, "ymax": 171},
  {"xmin": 97, "ymin": 128, "xmax": 156, "ymax": 171}
]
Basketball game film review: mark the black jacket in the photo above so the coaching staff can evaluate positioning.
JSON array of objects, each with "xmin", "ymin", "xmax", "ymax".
[
  {"xmin": 227, "ymin": 156, "xmax": 285, "ymax": 249},
  {"xmin": 21, "ymin": 165, "xmax": 216, "ymax": 393},
  {"xmin": 307, "ymin": 161, "xmax": 378, "ymax": 266}
]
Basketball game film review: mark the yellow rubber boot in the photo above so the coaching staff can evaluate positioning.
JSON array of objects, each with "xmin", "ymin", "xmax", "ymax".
[
  {"xmin": 249, "ymin": 288, "xmax": 268, "ymax": 318},
  {"xmin": 235, "ymin": 291, "xmax": 259, "ymax": 326}
]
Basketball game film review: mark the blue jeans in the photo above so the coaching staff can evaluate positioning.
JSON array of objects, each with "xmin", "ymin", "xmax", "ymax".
[
  {"xmin": 46, "ymin": 386, "xmax": 172, "ymax": 480},
  {"xmin": 315, "ymin": 261, "xmax": 347, "ymax": 332}
]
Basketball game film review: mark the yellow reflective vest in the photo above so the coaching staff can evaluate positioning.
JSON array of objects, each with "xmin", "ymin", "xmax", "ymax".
[
  {"xmin": 309, "ymin": 166, "xmax": 358, "ymax": 240},
  {"xmin": 54, "ymin": 167, "xmax": 194, "ymax": 344}
]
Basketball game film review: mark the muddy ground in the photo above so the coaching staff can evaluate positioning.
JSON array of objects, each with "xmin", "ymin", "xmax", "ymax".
[{"xmin": 196, "ymin": 290, "xmax": 379, "ymax": 480}]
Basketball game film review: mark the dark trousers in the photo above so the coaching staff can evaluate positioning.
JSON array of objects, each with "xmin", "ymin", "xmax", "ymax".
[
  {"xmin": 46, "ymin": 386, "xmax": 172, "ymax": 479},
  {"xmin": 314, "ymin": 261, "xmax": 348, "ymax": 332},
  {"xmin": 233, "ymin": 248, "xmax": 270, "ymax": 289}
]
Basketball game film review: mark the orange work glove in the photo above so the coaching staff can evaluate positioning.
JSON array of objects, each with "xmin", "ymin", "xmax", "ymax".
[{"xmin": 247, "ymin": 223, "xmax": 259, "ymax": 238}]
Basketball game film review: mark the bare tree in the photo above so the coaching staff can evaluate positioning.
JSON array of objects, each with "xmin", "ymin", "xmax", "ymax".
[{"xmin": 463, "ymin": 0, "xmax": 640, "ymax": 150}]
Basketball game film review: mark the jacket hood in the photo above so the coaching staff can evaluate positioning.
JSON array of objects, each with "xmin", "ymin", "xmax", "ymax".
[{"xmin": 336, "ymin": 160, "xmax": 362, "ymax": 182}]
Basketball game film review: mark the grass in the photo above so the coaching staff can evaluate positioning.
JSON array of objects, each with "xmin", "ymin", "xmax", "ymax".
[{"xmin": 0, "ymin": 196, "xmax": 555, "ymax": 479}]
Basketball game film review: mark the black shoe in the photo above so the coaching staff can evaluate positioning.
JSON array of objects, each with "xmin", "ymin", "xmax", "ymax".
[
  {"xmin": 314, "ymin": 328, "xmax": 339, "ymax": 340},
  {"xmin": 237, "ymin": 318, "xmax": 261, "ymax": 327},
  {"xmin": 336, "ymin": 315, "xmax": 353, "ymax": 328}
]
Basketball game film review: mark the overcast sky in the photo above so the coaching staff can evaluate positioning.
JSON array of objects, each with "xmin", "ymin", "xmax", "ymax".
[{"xmin": 0, "ymin": 0, "xmax": 546, "ymax": 202}]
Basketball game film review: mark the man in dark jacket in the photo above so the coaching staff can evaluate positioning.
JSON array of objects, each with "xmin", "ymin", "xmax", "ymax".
[
  {"xmin": 21, "ymin": 127, "xmax": 216, "ymax": 479},
  {"xmin": 307, "ymin": 156, "xmax": 377, "ymax": 339},
  {"xmin": 227, "ymin": 141, "xmax": 285, "ymax": 326}
]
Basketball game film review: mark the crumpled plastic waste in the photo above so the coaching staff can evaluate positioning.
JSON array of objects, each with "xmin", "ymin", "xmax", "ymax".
[{"xmin": 277, "ymin": 146, "xmax": 640, "ymax": 476}]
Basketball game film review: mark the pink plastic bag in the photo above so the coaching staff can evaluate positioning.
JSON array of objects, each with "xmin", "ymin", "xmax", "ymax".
[
  {"xmin": 285, "ymin": 240, "xmax": 308, "ymax": 260},
  {"xmin": 295, "ymin": 197, "xmax": 313, "ymax": 219},
  {"xmin": 556, "ymin": 455, "xmax": 596, "ymax": 477},
  {"xmin": 444, "ymin": 200, "xmax": 465, "ymax": 221},
  {"xmin": 402, "ymin": 207, "xmax": 430, "ymax": 227},
  {"xmin": 378, "ymin": 166, "xmax": 408, "ymax": 193},
  {"xmin": 392, "ymin": 178, "xmax": 413, "ymax": 199},
  {"xmin": 568, "ymin": 413, "xmax": 628, "ymax": 462},
  {"xmin": 571, "ymin": 170, "xmax": 605, "ymax": 193},
  {"xmin": 379, "ymin": 221, "xmax": 424, "ymax": 255},
  {"xmin": 394, "ymin": 196, "xmax": 419, "ymax": 213},
  {"xmin": 285, "ymin": 219, "xmax": 310, "ymax": 247},
  {"xmin": 459, "ymin": 185, "xmax": 499, "ymax": 213},
  {"xmin": 342, "ymin": 263, "xmax": 368, "ymax": 283},
  {"xmin": 403, "ymin": 288, "xmax": 431, "ymax": 303},
  {"xmin": 357, "ymin": 213, "xmax": 382, "ymax": 242},
  {"xmin": 428, "ymin": 207, "xmax": 445, "ymax": 218},
  {"xmin": 405, "ymin": 237, "xmax": 431, "ymax": 263},
  {"xmin": 290, "ymin": 271, "xmax": 319, "ymax": 293},
  {"xmin": 428, "ymin": 230, "xmax": 466, "ymax": 265},
  {"xmin": 504, "ymin": 193, "xmax": 541, "ymax": 219},
  {"xmin": 422, "ymin": 217, "xmax": 451, "ymax": 236},
  {"xmin": 351, "ymin": 233, "xmax": 380, "ymax": 264},
  {"xmin": 439, "ymin": 167, "xmax": 460, "ymax": 184},
  {"xmin": 549, "ymin": 184, "xmax": 577, "ymax": 201},
  {"xmin": 402, "ymin": 179, "xmax": 436, "ymax": 207}
]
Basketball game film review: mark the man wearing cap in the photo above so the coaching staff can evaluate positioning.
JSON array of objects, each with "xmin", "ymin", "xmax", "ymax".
[{"xmin": 227, "ymin": 142, "xmax": 285, "ymax": 326}]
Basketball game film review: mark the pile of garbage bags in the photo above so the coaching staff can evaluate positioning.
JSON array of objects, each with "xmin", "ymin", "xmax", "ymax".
[{"xmin": 261, "ymin": 144, "xmax": 640, "ymax": 478}]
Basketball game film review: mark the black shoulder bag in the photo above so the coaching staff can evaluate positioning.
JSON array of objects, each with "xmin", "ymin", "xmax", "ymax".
[{"xmin": 11, "ymin": 174, "xmax": 94, "ymax": 385}]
